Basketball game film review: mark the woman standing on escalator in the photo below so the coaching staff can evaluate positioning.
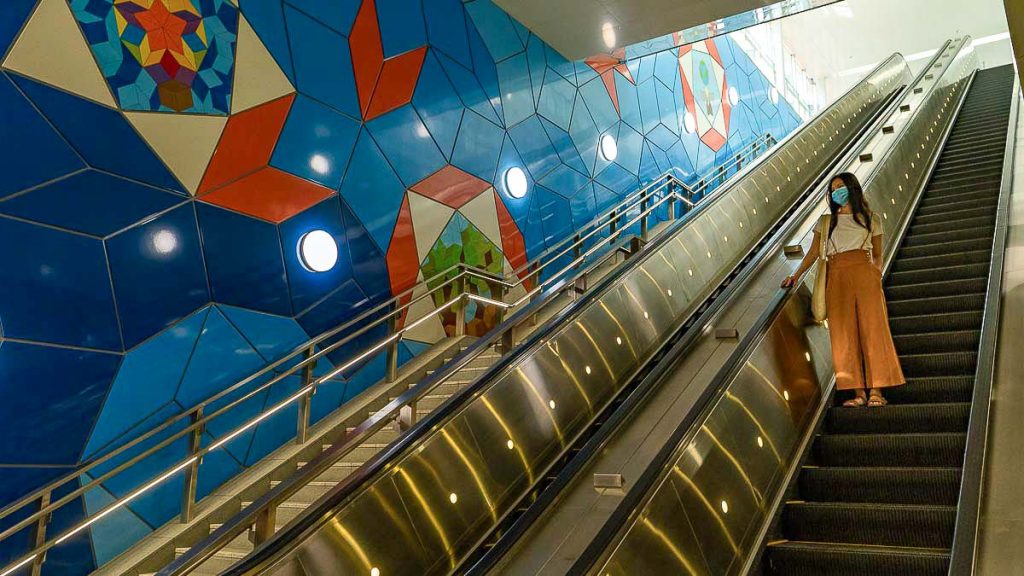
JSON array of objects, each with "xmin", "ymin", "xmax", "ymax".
[{"xmin": 782, "ymin": 172, "xmax": 905, "ymax": 406}]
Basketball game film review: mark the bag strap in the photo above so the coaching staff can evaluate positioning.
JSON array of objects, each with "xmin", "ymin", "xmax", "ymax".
[{"xmin": 819, "ymin": 214, "xmax": 830, "ymax": 260}]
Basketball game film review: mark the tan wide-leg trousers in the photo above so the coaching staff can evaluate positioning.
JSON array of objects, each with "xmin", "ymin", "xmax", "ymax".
[{"xmin": 825, "ymin": 250, "xmax": 906, "ymax": 390}]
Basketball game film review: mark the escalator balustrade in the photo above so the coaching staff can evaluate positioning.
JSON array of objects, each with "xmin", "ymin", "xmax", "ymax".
[{"xmin": 763, "ymin": 64, "xmax": 1015, "ymax": 576}]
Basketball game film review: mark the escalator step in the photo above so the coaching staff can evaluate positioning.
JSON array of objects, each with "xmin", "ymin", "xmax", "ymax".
[
  {"xmin": 915, "ymin": 195, "xmax": 997, "ymax": 217},
  {"xmin": 798, "ymin": 466, "xmax": 961, "ymax": 505},
  {"xmin": 887, "ymin": 292, "xmax": 986, "ymax": 317},
  {"xmin": 885, "ymin": 276, "xmax": 988, "ymax": 300},
  {"xmin": 896, "ymin": 236, "xmax": 991, "ymax": 259},
  {"xmin": 765, "ymin": 541, "xmax": 949, "ymax": 576},
  {"xmin": 886, "ymin": 262, "xmax": 988, "ymax": 286},
  {"xmin": 912, "ymin": 206, "xmax": 998, "ymax": 226},
  {"xmin": 893, "ymin": 329, "xmax": 980, "ymax": 354},
  {"xmin": 898, "ymin": 225, "xmax": 994, "ymax": 249},
  {"xmin": 889, "ymin": 310, "xmax": 984, "ymax": 334},
  {"xmin": 889, "ymin": 248, "xmax": 990, "ymax": 272},
  {"xmin": 825, "ymin": 403, "xmax": 970, "ymax": 434},
  {"xmin": 884, "ymin": 376, "xmax": 974, "ymax": 404},
  {"xmin": 781, "ymin": 502, "xmax": 955, "ymax": 548},
  {"xmin": 813, "ymin": 432, "xmax": 966, "ymax": 467},
  {"xmin": 929, "ymin": 177, "xmax": 999, "ymax": 194},
  {"xmin": 899, "ymin": 351, "xmax": 977, "ymax": 377},
  {"xmin": 908, "ymin": 215, "xmax": 995, "ymax": 236}
]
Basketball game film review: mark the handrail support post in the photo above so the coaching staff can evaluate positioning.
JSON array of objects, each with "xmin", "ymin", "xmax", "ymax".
[
  {"xmin": 253, "ymin": 506, "xmax": 276, "ymax": 546},
  {"xmin": 296, "ymin": 345, "xmax": 315, "ymax": 444},
  {"xmin": 453, "ymin": 274, "xmax": 467, "ymax": 337},
  {"xmin": 29, "ymin": 492, "xmax": 51, "ymax": 576},
  {"xmin": 180, "ymin": 407, "xmax": 204, "ymax": 523},
  {"xmin": 385, "ymin": 313, "xmax": 399, "ymax": 383}
]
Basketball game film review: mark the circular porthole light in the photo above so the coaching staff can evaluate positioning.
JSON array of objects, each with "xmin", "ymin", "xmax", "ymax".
[
  {"xmin": 298, "ymin": 230, "xmax": 338, "ymax": 273},
  {"xmin": 600, "ymin": 133, "xmax": 618, "ymax": 161},
  {"xmin": 309, "ymin": 154, "xmax": 330, "ymax": 175},
  {"xmin": 769, "ymin": 87, "xmax": 779, "ymax": 104},
  {"xmin": 151, "ymin": 229, "xmax": 178, "ymax": 256},
  {"xmin": 683, "ymin": 112, "xmax": 697, "ymax": 134},
  {"xmin": 504, "ymin": 166, "xmax": 528, "ymax": 199},
  {"xmin": 728, "ymin": 86, "xmax": 739, "ymax": 106},
  {"xmin": 371, "ymin": 569, "xmax": 380, "ymax": 576}
]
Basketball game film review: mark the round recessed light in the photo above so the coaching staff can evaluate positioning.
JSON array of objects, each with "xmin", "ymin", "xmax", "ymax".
[
  {"xmin": 150, "ymin": 229, "xmax": 178, "ymax": 256},
  {"xmin": 600, "ymin": 133, "xmax": 618, "ymax": 161},
  {"xmin": 683, "ymin": 111, "xmax": 697, "ymax": 134},
  {"xmin": 449, "ymin": 493, "xmax": 458, "ymax": 504},
  {"xmin": 728, "ymin": 86, "xmax": 739, "ymax": 106},
  {"xmin": 371, "ymin": 568, "xmax": 380, "ymax": 576},
  {"xmin": 504, "ymin": 166, "xmax": 528, "ymax": 199},
  {"xmin": 769, "ymin": 87, "xmax": 779, "ymax": 104},
  {"xmin": 298, "ymin": 229, "xmax": 339, "ymax": 273},
  {"xmin": 309, "ymin": 154, "xmax": 330, "ymax": 175}
]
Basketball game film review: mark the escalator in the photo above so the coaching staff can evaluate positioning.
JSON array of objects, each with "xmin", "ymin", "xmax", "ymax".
[
  {"xmin": 762, "ymin": 63, "xmax": 1016, "ymax": 576},
  {"xmin": 563, "ymin": 54, "xmax": 1014, "ymax": 576},
  {"xmin": 157, "ymin": 50, "xmax": 914, "ymax": 576}
]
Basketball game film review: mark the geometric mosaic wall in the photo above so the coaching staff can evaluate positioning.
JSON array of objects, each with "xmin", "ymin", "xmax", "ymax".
[{"xmin": 0, "ymin": 0, "xmax": 799, "ymax": 572}]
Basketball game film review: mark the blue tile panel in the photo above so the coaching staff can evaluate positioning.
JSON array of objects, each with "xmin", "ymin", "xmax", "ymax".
[{"xmin": 105, "ymin": 203, "xmax": 210, "ymax": 348}]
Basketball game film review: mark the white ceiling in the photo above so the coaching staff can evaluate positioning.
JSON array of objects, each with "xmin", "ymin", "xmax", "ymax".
[
  {"xmin": 778, "ymin": 0, "xmax": 1013, "ymax": 99},
  {"xmin": 493, "ymin": 0, "xmax": 785, "ymax": 60}
]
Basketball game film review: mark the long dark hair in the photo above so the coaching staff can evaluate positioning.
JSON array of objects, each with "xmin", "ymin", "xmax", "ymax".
[{"xmin": 827, "ymin": 171, "xmax": 871, "ymax": 238}]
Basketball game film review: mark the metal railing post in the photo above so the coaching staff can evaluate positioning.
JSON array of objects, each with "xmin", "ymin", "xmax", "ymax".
[
  {"xmin": 253, "ymin": 505, "xmax": 276, "ymax": 546},
  {"xmin": 667, "ymin": 181, "xmax": 677, "ymax": 220},
  {"xmin": 640, "ymin": 188, "xmax": 649, "ymax": 240},
  {"xmin": 296, "ymin": 345, "xmax": 315, "ymax": 444},
  {"xmin": 385, "ymin": 311, "xmax": 399, "ymax": 383},
  {"xmin": 180, "ymin": 407, "xmax": 203, "ymax": 523},
  {"xmin": 29, "ymin": 492, "xmax": 50, "ymax": 576},
  {"xmin": 453, "ymin": 273, "xmax": 467, "ymax": 337}
]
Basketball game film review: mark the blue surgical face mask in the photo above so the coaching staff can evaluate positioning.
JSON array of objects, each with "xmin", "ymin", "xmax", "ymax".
[{"xmin": 831, "ymin": 186, "xmax": 850, "ymax": 206}]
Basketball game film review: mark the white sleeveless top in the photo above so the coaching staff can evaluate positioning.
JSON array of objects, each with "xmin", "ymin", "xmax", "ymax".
[{"xmin": 818, "ymin": 212, "xmax": 883, "ymax": 255}]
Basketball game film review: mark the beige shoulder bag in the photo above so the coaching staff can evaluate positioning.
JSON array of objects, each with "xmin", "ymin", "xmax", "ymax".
[{"xmin": 811, "ymin": 214, "xmax": 830, "ymax": 323}]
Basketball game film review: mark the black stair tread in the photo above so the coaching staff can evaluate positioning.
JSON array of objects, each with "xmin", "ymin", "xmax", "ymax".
[
  {"xmin": 826, "ymin": 402, "xmax": 970, "ymax": 434},
  {"xmin": 908, "ymin": 215, "xmax": 995, "ymax": 235},
  {"xmin": 912, "ymin": 206, "xmax": 998, "ymax": 225},
  {"xmin": 884, "ymin": 376, "xmax": 974, "ymax": 403},
  {"xmin": 897, "ymin": 237, "xmax": 992, "ymax": 259},
  {"xmin": 898, "ymin": 225, "xmax": 994, "ymax": 248},
  {"xmin": 887, "ymin": 293, "xmax": 987, "ymax": 316},
  {"xmin": 889, "ymin": 310, "xmax": 983, "ymax": 334},
  {"xmin": 798, "ymin": 466, "xmax": 962, "ymax": 505},
  {"xmin": 915, "ymin": 196, "xmax": 997, "ymax": 216},
  {"xmin": 781, "ymin": 501, "xmax": 956, "ymax": 548},
  {"xmin": 813, "ymin": 432, "xmax": 966, "ymax": 467},
  {"xmin": 890, "ymin": 248, "xmax": 991, "ymax": 271},
  {"xmin": 767, "ymin": 540, "xmax": 950, "ymax": 556},
  {"xmin": 764, "ymin": 541, "xmax": 949, "ymax": 576},
  {"xmin": 893, "ymin": 329, "xmax": 980, "ymax": 354},
  {"xmin": 925, "ymin": 181, "xmax": 1002, "ymax": 199},
  {"xmin": 765, "ymin": 537, "xmax": 946, "ymax": 561},
  {"xmin": 899, "ymin": 351, "xmax": 977, "ymax": 377},
  {"xmin": 886, "ymin": 276, "xmax": 988, "ymax": 300},
  {"xmin": 886, "ymin": 263, "xmax": 989, "ymax": 287}
]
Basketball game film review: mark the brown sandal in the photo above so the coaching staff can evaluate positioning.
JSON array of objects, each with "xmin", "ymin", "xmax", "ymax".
[
  {"xmin": 867, "ymin": 394, "xmax": 888, "ymax": 407},
  {"xmin": 843, "ymin": 396, "xmax": 867, "ymax": 407}
]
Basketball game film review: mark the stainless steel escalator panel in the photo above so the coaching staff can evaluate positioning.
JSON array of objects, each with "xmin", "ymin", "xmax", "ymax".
[
  {"xmin": 598, "ymin": 297, "xmax": 830, "ymax": 576},
  {"xmin": 585, "ymin": 39, "xmax": 981, "ymax": 576},
  {"xmin": 239, "ymin": 53, "xmax": 912, "ymax": 576}
]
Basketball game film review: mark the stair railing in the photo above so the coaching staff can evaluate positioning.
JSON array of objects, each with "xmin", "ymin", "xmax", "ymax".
[{"xmin": 0, "ymin": 133, "xmax": 776, "ymax": 576}]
